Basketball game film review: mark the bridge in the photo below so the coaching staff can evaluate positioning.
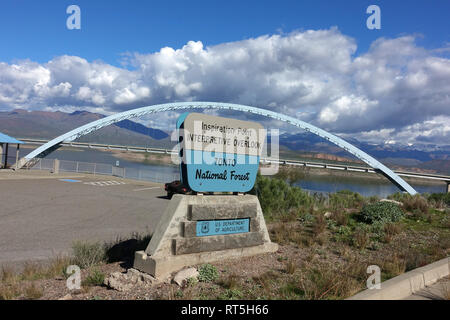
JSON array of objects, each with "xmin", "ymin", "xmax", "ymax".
[
  {"xmin": 15, "ymin": 102, "xmax": 424, "ymax": 195},
  {"xmin": 19, "ymin": 138, "xmax": 450, "ymax": 187}
]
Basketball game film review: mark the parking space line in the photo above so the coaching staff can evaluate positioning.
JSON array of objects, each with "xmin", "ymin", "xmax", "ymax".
[
  {"xmin": 133, "ymin": 186, "xmax": 161, "ymax": 192},
  {"xmin": 83, "ymin": 180, "xmax": 126, "ymax": 187}
]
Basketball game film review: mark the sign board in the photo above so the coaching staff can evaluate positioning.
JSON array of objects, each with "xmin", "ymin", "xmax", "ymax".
[
  {"xmin": 177, "ymin": 113, "xmax": 265, "ymax": 192},
  {"xmin": 196, "ymin": 218, "xmax": 250, "ymax": 237}
]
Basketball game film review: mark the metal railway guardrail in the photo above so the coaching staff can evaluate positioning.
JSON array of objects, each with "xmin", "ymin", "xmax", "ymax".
[{"xmin": 18, "ymin": 138, "xmax": 450, "ymax": 183}]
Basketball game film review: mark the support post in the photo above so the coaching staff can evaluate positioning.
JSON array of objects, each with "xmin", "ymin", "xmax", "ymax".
[
  {"xmin": 52, "ymin": 159, "xmax": 60, "ymax": 174},
  {"xmin": 0, "ymin": 143, "xmax": 3, "ymax": 168},
  {"xmin": 447, "ymin": 182, "xmax": 450, "ymax": 194},
  {"xmin": 4, "ymin": 143, "xmax": 9, "ymax": 168},
  {"xmin": 15, "ymin": 144, "xmax": 20, "ymax": 170}
]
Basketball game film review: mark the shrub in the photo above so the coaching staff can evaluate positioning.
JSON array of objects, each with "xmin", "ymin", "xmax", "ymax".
[
  {"xmin": 274, "ymin": 167, "xmax": 308, "ymax": 185},
  {"xmin": 252, "ymin": 173, "xmax": 312, "ymax": 219},
  {"xmin": 329, "ymin": 190, "xmax": 364, "ymax": 211},
  {"xmin": 334, "ymin": 225, "xmax": 353, "ymax": 244},
  {"xmin": 198, "ymin": 264, "xmax": 219, "ymax": 283},
  {"xmin": 402, "ymin": 195, "xmax": 429, "ymax": 215},
  {"xmin": 83, "ymin": 268, "xmax": 105, "ymax": 287},
  {"xmin": 71, "ymin": 241, "xmax": 106, "ymax": 269},
  {"xmin": 360, "ymin": 202, "xmax": 404, "ymax": 224},
  {"xmin": 427, "ymin": 193, "xmax": 450, "ymax": 207}
]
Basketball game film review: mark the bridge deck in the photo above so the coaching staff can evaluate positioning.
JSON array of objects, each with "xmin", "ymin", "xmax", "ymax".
[{"xmin": 19, "ymin": 138, "xmax": 450, "ymax": 183}]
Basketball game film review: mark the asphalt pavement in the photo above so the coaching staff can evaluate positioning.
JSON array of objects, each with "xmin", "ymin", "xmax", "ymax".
[{"xmin": 0, "ymin": 170, "xmax": 169, "ymax": 268}]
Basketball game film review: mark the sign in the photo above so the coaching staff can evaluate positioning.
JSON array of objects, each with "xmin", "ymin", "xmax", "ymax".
[
  {"xmin": 177, "ymin": 113, "xmax": 265, "ymax": 192},
  {"xmin": 196, "ymin": 218, "xmax": 250, "ymax": 237}
]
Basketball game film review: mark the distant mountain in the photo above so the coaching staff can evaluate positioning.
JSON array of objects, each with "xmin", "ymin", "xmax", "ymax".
[
  {"xmin": 277, "ymin": 132, "xmax": 450, "ymax": 175},
  {"xmin": 0, "ymin": 109, "xmax": 172, "ymax": 148},
  {"xmin": 278, "ymin": 132, "xmax": 450, "ymax": 161},
  {"xmin": 114, "ymin": 119, "xmax": 168, "ymax": 140},
  {"xmin": 1, "ymin": 109, "xmax": 449, "ymax": 174}
]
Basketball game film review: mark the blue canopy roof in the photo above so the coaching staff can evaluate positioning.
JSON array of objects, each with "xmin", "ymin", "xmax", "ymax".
[{"xmin": 0, "ymin": 132, "xmax": 24, "ymax": 144}]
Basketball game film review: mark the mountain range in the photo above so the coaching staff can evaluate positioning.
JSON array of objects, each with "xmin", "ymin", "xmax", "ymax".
[
  {"xmin": 0, "ymin": 109, "xmax": 171, "ymax": 148},
  {"xmin": 1, "ymin": 109, "xmax": 449, "ymax": 174}
]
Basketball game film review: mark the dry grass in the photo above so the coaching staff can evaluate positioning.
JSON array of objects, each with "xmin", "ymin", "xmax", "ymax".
[
  {"xmin": 0, "ymin": 255, "xmax": 71, "ymax": 300},
  {"xmin": 331, "ymin": 211, "xmax": 349, "ymax": 226},
  {"xmin": 379, "ymin": 254, "xmax": 406, "ymax": 279},
  {"xmin": 24, "ymin": 282, "xmax": 43, "ymax": 300},
  {"xmin": 269, "ymin": 222, "xmax": 306, "ymax": 246},
  {"xmin": 252, "ymin": 271, "xmax": 279, "ymax": 296},
  {"xmin": 312, "ymin": 214, "xmax": 327, "ymax": 236},
  {"xmin": 220, "ymin": 274, "xmax": 240, "ymax": 290},
  {"xmin": 285, "ymin": 260, "xmax": 297, "ymax": 275},
  {"xmin": 0, "ymin": 284, "xmax": 20, "ymax": 300},
  {"xmin": 296, "ymin": 261, "xmax": 364, "ymax": 300},
  {"xmin": 0, "ymin": 265, "xmax": 17, "ymax": 284},
  {"xmin": 440, "ymin": 281, "xmax": 450, "ymax": 300},
  {"xmin": 383, "ymin": 222, "xmax": 402, "ymax": 243},
  {"xmin": 353, "ymin": 228, "xmax": 369, "ymax": 250}
]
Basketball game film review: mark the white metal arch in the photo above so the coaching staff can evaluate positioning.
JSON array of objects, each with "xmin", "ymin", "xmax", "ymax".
[{"xmin": 19, "ymin": 101, "xmax": 417, "ymax": 195}]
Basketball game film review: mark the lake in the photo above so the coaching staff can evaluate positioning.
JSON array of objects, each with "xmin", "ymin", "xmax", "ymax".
[{"xmin": 17, "ymin": 146, "xmax": 448, "ymax": 197}]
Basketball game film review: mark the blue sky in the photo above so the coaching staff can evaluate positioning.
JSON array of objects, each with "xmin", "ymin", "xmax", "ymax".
[
  {"xmin": 1, "ymin": 0, "xmax": 449, "ymax": 65},
  {"xmin": 0, "ymin": 1, "xmax": 449, "ymax": 146}
]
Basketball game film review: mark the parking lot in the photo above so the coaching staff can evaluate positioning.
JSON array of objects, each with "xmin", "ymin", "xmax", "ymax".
[{"xmin": 0, "ymin": 170, "xmax": 169, "ymax": 267}]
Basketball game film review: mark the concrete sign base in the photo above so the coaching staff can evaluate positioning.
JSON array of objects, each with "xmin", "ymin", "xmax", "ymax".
[{"xmin": 133, "ymin": 194, "xmax": 278, "ymax": 279}]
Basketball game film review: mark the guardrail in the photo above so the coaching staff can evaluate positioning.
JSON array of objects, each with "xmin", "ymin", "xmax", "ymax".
[
  {"xmin": 17, "ymin": 138, "xmax": 450, "ymax": 183},
  {"xmin": 28, "ymin": 158, "xmax": 179, "ymax": 184}
]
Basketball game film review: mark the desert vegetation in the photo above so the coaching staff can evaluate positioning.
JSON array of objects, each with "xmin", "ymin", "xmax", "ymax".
[{"xmin": 1, "ymin": 169, "xmax": 449, "ymax": 300}]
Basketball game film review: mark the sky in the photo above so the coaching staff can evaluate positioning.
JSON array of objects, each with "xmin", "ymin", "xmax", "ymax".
[{"xmin": 0, "ymin": 0, "xmax": 449, "ymax": 146}]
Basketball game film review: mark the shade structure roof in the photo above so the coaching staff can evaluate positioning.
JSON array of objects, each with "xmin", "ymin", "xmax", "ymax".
[{"xmin": 0, "ymin": 132, "xmax": 24, "ymax": 144}]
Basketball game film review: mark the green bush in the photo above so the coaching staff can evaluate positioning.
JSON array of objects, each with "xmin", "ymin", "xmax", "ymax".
[
  {"xmin": 252, "ymin": 173, "xmax": 312, "ymax": 218},
  {"xmin": 427, "ymin": 193, "xmax": 450, "ymax": 207},
  {"xmin": 198, "ymin": 264, "xmax": 219, "ymax": 283},
  {"xmin": 360, "ymin": 202, "xmax": 404, "ymax": 224},
  {"xmin": 82, "ymin": 268, "xmax": 105, "ymax": 287},
  {"xmin": 71, "ymin": 241, "xmax": 106, "ymax": 269},
  {"xmin": 329, "ymin": 190, "xmax": 364, "ymax": 210},
  {"xmin": 274, "ymin": 167, "xmax": 308, "ymax": 185}
]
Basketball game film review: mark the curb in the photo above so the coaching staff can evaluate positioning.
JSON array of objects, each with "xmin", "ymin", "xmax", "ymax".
[{"xmin": 347, "ymin": 257, "xmax": 450, "ymax": 300}]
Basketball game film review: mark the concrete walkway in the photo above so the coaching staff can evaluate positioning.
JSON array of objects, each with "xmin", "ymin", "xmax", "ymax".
[
  {"xmin": 404, "ymin": 276, "xmax": 450, "ymax": 300},
  {"xmin": 348, "ymin": 257, "xmax": 450, "ymax": 300}
]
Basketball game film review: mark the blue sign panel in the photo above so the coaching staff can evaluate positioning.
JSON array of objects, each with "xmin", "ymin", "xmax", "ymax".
[
  {"xmin": 196, "ymin": 218, "xmax": 250, "ymax": 237},
  {"xmin": 177, "ymin": 113, "xmax": 265, "ymax": 193},
  {"xmin": 184, "ymin": 150, "xmax": 259, "ymax": 192}
]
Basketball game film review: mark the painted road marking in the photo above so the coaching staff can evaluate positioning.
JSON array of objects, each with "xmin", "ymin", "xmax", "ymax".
[
  {"xmin": 83, "ymin": 180, "xmax": 126, "ymax": 186},
  {"xmin": 133, "ymin": 187, "xmax": 161, "ymax": 192},
  {"xmin": 59, "ymin": 179, "xmax": 81, "ymax": 182}
]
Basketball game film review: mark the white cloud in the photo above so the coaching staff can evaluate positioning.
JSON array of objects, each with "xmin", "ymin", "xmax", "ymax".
[{"xmin": 0, "ymin": 28, "xmax": 449, "ymax": 145}]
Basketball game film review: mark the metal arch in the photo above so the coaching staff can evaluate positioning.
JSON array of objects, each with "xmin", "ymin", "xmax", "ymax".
[{"xmin": 19, "ymin": 101, "xmax": 418, "ymax": 195}]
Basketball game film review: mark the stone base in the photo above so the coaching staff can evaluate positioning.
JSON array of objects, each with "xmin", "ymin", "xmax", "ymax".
[
  {"xmin": 133, "ymin": 194, "xmax": 278, "ymax": 279},
  {"xmin": 134, "ymin": 242, "xmax": 278, "ymax": 279}
]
